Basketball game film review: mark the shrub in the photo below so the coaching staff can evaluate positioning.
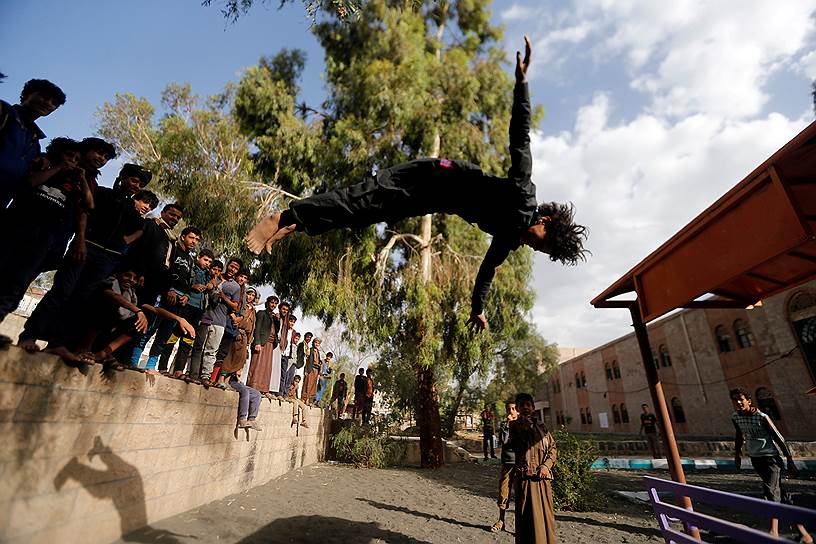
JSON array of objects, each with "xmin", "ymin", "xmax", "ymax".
[
  {"xmin": 331, "ymin": 424, "xmax": 406, "ymax": 468},
  {"xmin": 551, "ymin": 428, "xmax": 597, "ymax": 511}
]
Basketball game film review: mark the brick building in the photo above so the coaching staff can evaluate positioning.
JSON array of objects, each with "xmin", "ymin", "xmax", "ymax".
[{"xmin": 539, "ymin": 280, "xmax": 816, "ymax": 440}]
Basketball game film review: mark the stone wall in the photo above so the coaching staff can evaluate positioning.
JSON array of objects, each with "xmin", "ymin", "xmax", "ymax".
[{"xmin": 0, "ymin": 347, "xmax": 330, "ymax": 544}]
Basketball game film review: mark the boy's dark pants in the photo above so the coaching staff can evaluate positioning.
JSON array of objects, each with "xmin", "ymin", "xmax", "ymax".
[
  {"xmin": 288, "ymin": 159, "xmax": 478, "ymax": 235},
  {"xmin": 751, "ymin": 455, "xmax": 788, "ymax": 503},
  {"xmin": 164, "ymin": 306, "xmax": 203, "ymax": 373},
  {"xmin": 0, "ymin": 221, "xmax": 70, "ymax": 322},
  {"xmin": 483, "ymin": 432, "xmax": 495, "ymax": 459},
  {"xmin": 22, "ymin": 242, "xmax": 120, "ymax": 347}
]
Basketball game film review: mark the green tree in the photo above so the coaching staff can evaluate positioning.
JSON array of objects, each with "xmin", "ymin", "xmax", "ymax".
[
  {"xmin": 96, "ymin": 83, "xmax": 263, "ymax": 257},
  {"xmin": 236, "ymin": 0, "xmax": 544, "ymax": 467}
]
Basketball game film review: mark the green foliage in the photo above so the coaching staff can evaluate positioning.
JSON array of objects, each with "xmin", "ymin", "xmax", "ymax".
[
  {"xmin": 96, "ymin": 84, "xmax": 256, "ymax": 258},
  {"xmin": 230, "ymin": 0, "xmax": 548, "ymax": 464},
  {"xmin": 551, "ymin": 429, "xmax": 598, "ymax": 511},
  {"xmin": 331, "ymin": 423, "xmax": 406, "ymax": 468},
  {"xmin": 203, "ymin": 0, "xmax": 368, "ymax": 23}
]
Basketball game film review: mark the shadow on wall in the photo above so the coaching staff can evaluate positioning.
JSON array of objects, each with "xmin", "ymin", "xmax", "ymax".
[
  {"xmin": 236, "ymin": 515, "xmax": 434, "ymax": 544},
  {"xmin": 53, "ymin": 436, "xmax": 191, "ymax": 543}
]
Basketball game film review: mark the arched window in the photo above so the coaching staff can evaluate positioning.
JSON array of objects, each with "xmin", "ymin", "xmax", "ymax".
[
  {"xmin": 659, "ymin": 345, "xmax": 672, "ymax": 367},
  {"xmin": 580, "ymin": 409, "xmax": 586, "ymax": 424},
  {"xmin": 671, "ymin": 397, "xmax": 686, "ymax": 423},
  {"xmin": 613, "ymin": 361, "xmax": 621, "ymax": 379},
  {"xmin": 605, "ymin": 362, "xmax": 613, "ymax": 381},
  {"xmin": 612, "ymin": 404, "xmax": 621, "ymax": 424},
  {"xmin": 789, "ymin": 291, "xmax": 816, "ymax": 383},
  {"xmin": 575, "ymin": 373, "xmax": 581, "ymax": 388},
  {"xmin": 734, "ymin": 319, "xmax": 755, "ymax": 348},
  {"xmin": 715, "ymin": 325, "xmax": 733, "ymax": 353},
  {"xmin": 586, "ymin": 408, "xmax": 592, "ymax": 424},
  {"xmin": 756, "ymin": 387, "xmax": 781, "ymax": 420},
  {"xmin": 620, "ymin": 403, "xmax": 629, "ymax": 423},
  {"xmin": 581, "ymin": 372, "xmax": 587, "ymax": 388}
]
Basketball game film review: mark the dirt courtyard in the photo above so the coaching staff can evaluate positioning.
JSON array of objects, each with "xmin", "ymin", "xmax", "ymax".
[{"xmin": 118, "ymin": 462, "xmax": 816, "ymax": 544}]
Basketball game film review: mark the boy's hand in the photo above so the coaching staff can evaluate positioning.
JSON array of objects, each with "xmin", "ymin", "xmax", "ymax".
[
  {"xmin": 467, "ymin": 312, "xmax": 488, "ymax": 333},
  {"xmin": 515, "ymin": 35, "xmax": 532, "ymax": 83},
  {"xmin": 178, "ymin": 318, "xmax": 195, "ymax": 338},
  {"xmin": 71, "ymin": 239, "xmax": 87, "ymax": 263},
  {"xmin": 165, "ymin": 291, "xmax": 178, "ymax": 305},
  {"xmin": 134, "ymin": 311, "xmax": 148, "ymax": 333}
]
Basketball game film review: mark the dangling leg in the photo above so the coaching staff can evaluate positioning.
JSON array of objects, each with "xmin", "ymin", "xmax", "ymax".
[{"xmin": 246, "ymin": 212, "xmax": 282, "ymax": 254}]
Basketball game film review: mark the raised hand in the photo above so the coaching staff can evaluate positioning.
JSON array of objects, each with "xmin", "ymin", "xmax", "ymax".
[
  {"xmin": 515, "ymin": 35, "xmax": 532, "ymax": 83},
  {"xmin": 467, "ymin": 312, "xmax": 488, "ymax": 333}
]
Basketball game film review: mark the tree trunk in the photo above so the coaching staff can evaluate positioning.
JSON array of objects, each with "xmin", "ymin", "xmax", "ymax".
[
  {"xmin": 413, "ymin": 10, "xmax": 448, "ymax": 470},
  {"xmin": 442, "ymin": 382, "xmax": 467, "ymax": 439},
  {"xmin": 416, "ymin": 363, "xmax": 444, "ymax": 467}
]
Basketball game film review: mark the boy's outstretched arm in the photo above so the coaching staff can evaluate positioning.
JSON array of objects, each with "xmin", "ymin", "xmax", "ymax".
[
  {"xmin": 468, "ymin": 240, "xmax": 513, "ymax": 332},
  {"xmin": 508, "ymin": 36, "xmax": 533, "ymax": 182}
]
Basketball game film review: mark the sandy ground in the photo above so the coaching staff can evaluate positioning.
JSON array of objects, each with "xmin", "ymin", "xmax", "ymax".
[{"xmin": 117, "ymin": 463, "xmax": 816, "ymax": 544}]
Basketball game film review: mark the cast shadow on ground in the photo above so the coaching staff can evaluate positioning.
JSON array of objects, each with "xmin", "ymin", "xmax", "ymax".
[
  {"xmin": 356, "ymin": 497, "xmax": 501, "ymax": 533},
  {"xmin": 403, "ymin": 463, "xmax": 498, "ymax": 500},
  {"xmin": 53, "ymin": 436, "xmax": 194, "ymax": 543},
  {"xmin": 555, "ymin": 513, "xmax": 663, "ymax": 539},
  {"xmin": 235, "ymin": 515, "xmax": 434, "ymax": 544}
]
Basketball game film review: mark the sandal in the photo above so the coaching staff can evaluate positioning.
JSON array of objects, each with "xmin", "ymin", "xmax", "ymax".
[{"xmin": 490, "ymin": 521, "xmax": 504, "ymax": 533}]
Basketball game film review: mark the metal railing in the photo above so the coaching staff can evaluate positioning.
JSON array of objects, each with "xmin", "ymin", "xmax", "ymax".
[{"xmin": 645, "ymin": 476, "xmax": 816, "ymax": 543}]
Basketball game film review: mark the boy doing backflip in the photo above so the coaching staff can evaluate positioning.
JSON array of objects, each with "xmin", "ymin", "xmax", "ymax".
[{"xmin": 246, "ymin": 37, "xmax": 588, "ymax": 331}]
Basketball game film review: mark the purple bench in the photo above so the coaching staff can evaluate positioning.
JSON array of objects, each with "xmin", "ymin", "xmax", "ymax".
[{"xmin": 644, "ymin": 476, "xmax": 816, "ymax": 543}]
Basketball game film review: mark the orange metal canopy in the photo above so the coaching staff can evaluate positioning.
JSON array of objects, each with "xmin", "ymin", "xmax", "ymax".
[{"xmin": 592, "ymin": 120, "xmax": 816, "ymax": 323}]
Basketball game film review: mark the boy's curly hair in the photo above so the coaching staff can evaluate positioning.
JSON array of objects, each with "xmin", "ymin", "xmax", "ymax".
[{"xmin": 536, "ymin": 201, "xmax": 589, "ymax": 265}]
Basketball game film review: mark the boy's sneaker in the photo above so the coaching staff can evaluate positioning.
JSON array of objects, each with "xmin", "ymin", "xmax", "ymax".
[
  {"xmin": 237, "ymin": 419, "xmax": 250, "ymax": 428},
  {"xmin": 248, "ymin": 420, "xmax": 263, "ymax": 431}
]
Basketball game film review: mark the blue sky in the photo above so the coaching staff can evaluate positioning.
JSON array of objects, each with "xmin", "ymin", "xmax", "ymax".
[{"xmin": 4, "ymin": 0, "xmax": 816, "ymax": 348}]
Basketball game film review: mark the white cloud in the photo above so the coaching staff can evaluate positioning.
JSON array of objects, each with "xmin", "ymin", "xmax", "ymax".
[
  {"xmin": 504, "ymin": 0, "xmax": 816, "ymax": 119},
  {"xmin": 797, "ymin": 50, "xmax": 816, "ymax": 79},
  {"xmin": 528, "ymin": 102, "xmax": 811, "ymax": 347}
]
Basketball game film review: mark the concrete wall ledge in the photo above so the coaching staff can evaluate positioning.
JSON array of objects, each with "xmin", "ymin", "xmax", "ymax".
[{"xmin": 0, "ymin": 346, "xmax": 330, "ymax": 544}]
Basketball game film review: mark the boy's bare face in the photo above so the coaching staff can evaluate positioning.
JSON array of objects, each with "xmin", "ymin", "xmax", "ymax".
[
  {"xmin": 732, "ymin": 395, "xmax": 752, "ymax": 412},
  {"xmin": 181, "ymin": 232, "xmax": 200, "ymax": 251},
  {"xmin": 520, "ymin": 221, "xmax": 551, "ymax": 253},
  {"xmin": 84, "ymin": 149, "xmax": 110, "ymax": 171},
  {"xmin": 210, "ymin": 266, "xmax": 222, "ymax": 278},
  {"xmin": 134, "ymin": 199, "xmax": 152, "ymax": 216},
  {"xmin": 118, "ymin": 271, "xmax": 138, "ymax": 290},
  {"xmin": 120, "ymin": 176, "xmax": 143, "ymax": 195},
  {"xmin": 60, "ymin": 150, "xmax": 81, "ymax": 168},
  {"xmin": 23, "ymin": 91, "xmax": 60, "ymax": 117},
  {"xmin": 198, "ymin": 255, "xmax": 213, "ymax": 269}
]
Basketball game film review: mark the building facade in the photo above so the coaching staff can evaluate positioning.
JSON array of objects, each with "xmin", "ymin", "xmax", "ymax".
[{"xmin": 539, "ymin": 280, "xmax": 816, "ymax": 440}]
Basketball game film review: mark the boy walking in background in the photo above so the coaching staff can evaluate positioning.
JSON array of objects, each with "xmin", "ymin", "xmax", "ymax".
[{"xmin": 731, "ymin": 388, "xmax": 812, "ymax": 542}]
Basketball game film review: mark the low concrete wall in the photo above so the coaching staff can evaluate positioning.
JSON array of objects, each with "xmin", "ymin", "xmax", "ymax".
[{"xmin": 0, "ymin": 346, "xmax": 330, "ymax": 544}]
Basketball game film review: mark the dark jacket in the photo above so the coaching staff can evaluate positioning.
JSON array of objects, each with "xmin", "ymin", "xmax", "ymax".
[
  {"xmin": 252, "ymin": 309, "xmax": 279, "ymax": 346},
  {"xmin": 331, "ymin": 378, "xmax": 348, "ymax": 402},
  {"xmin": 85, "ymin": 185, "xmax": 144, "ymax": 253},
  {"xmin": 167, "ymin": 242, "xmax": 194, "ymax": 296},
  {"xmin": 295, "ymin": 341, "xmax": 307, "ymax": 369},
  {"xmin": 354, "ymin": 374, "xmax": 367, "ymax": 396}
]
